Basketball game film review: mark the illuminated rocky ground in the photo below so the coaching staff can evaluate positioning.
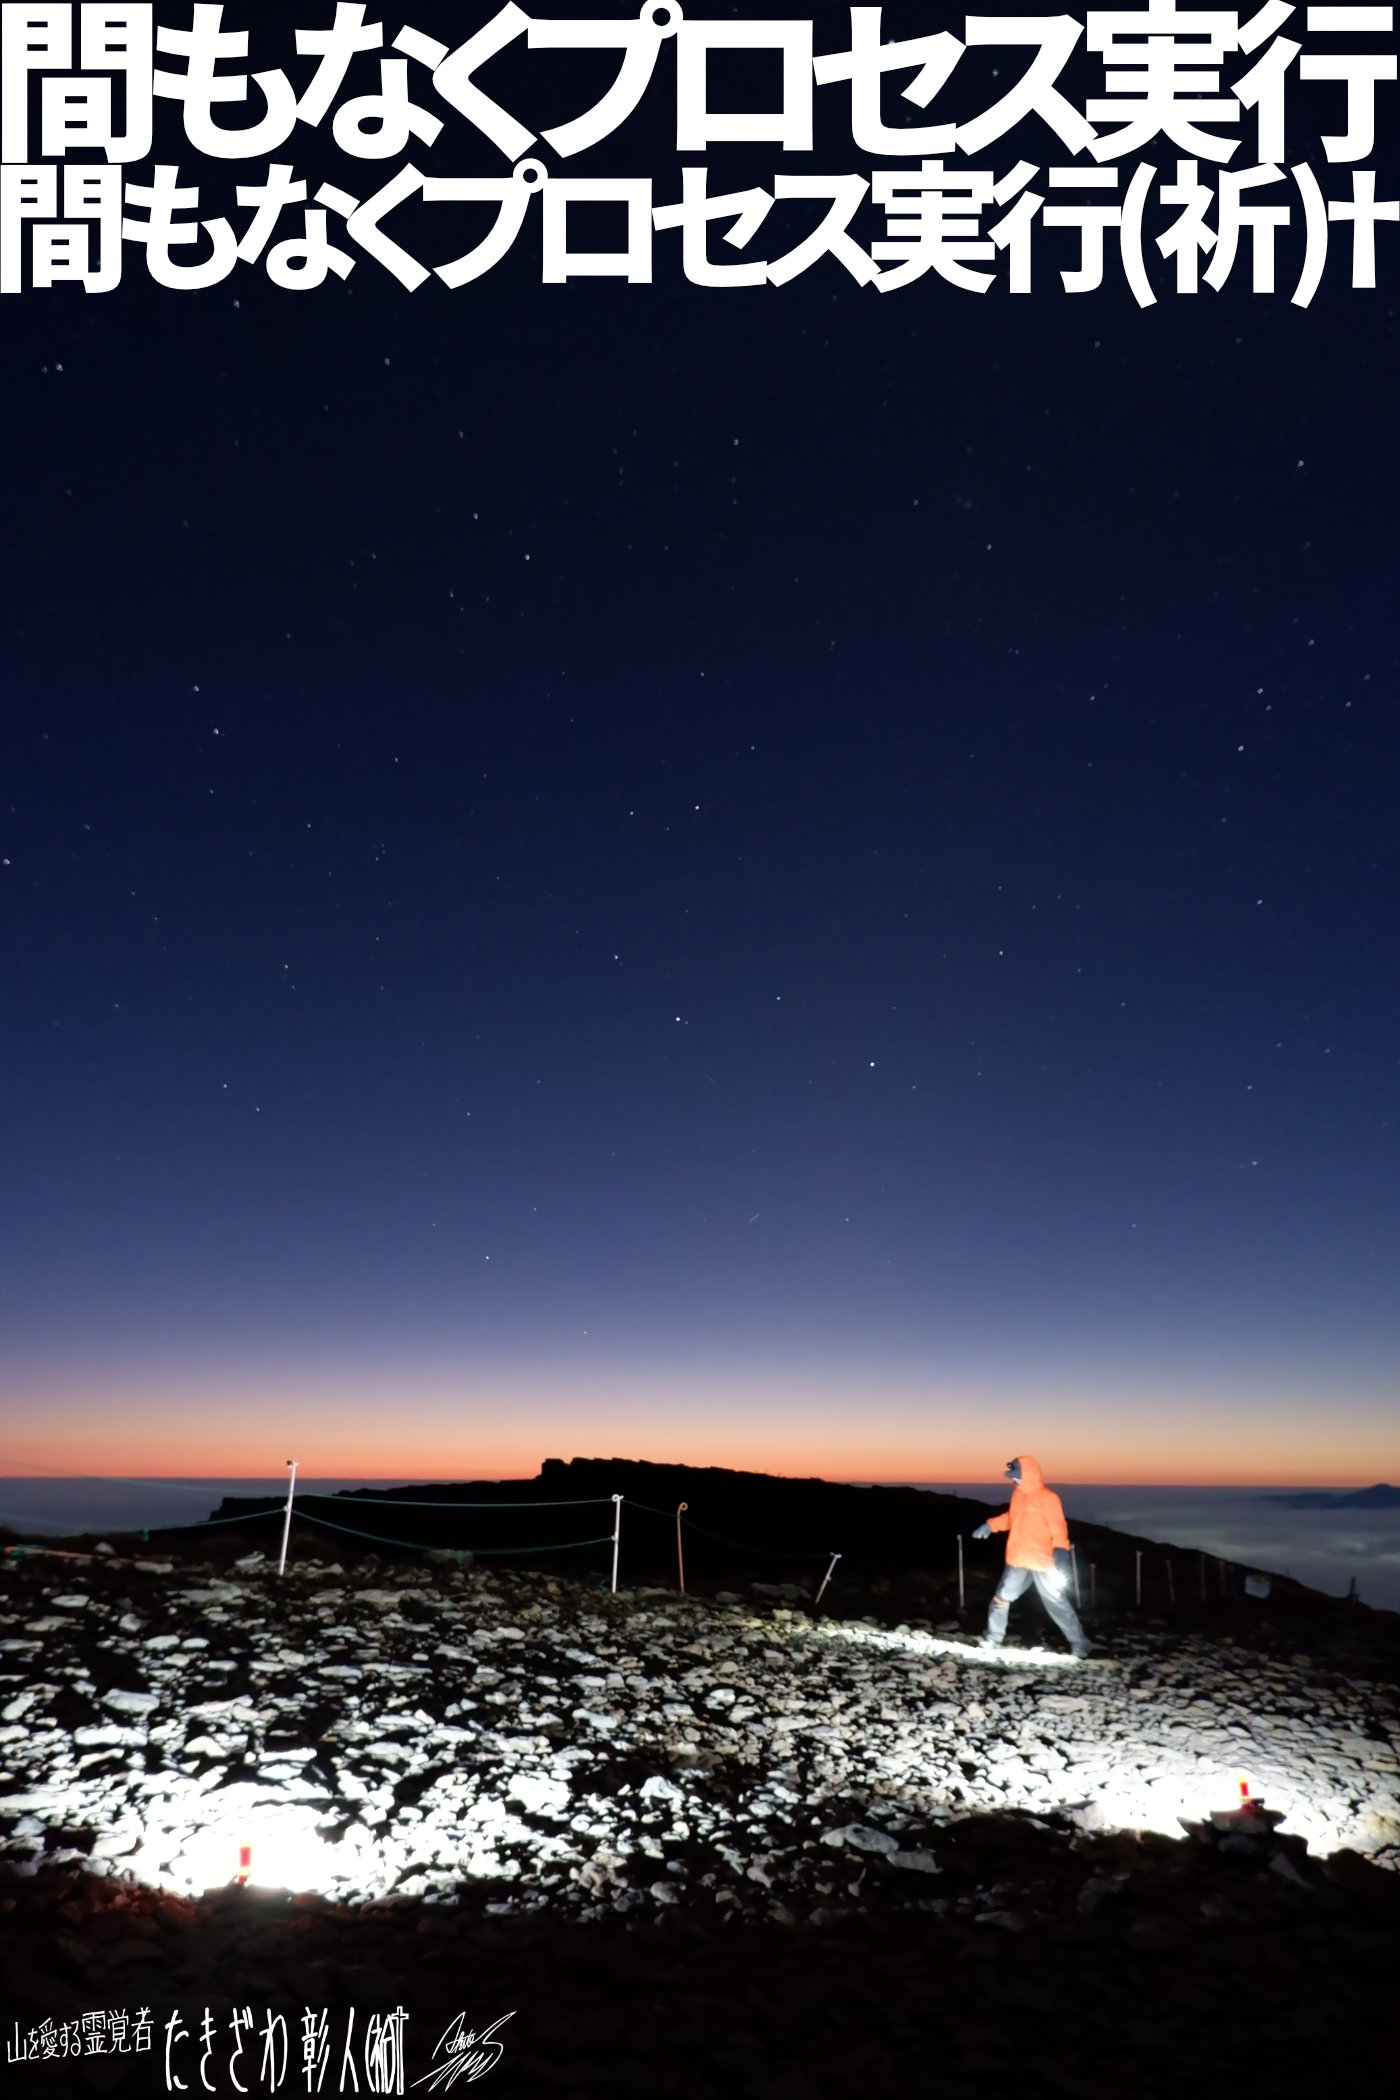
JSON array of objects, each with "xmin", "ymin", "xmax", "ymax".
[
  {"xmin": 3, "ymin": 1545, "xmax": 1400, "ymax": 2095},
  {"xmin": 2, "ymin": 1548, "xmax": 1397, "ymax": 1914}
]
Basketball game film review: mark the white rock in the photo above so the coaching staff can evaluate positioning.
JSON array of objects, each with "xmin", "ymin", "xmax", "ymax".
[
  {"xmin": 103, "ymin": 1689, "xmax": 159, "ymax": 1716},
  {"xmin": 822, "ymin": 1825, "xmax": 897, "ymax": 1854}
]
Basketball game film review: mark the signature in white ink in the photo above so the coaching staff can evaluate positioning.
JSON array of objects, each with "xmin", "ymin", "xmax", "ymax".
[{"xmin": 411, "ymin": 2012, "xmax": 514, "ymax": 2090}]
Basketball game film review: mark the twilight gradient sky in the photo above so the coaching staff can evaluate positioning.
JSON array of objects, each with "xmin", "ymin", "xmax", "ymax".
[{"xmin": 2, "ymin": 4, "xmax": 1397, "ymax": 1486}]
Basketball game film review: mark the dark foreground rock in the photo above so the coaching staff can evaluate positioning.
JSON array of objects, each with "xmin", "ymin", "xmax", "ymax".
[{"xmin": 3, "ymin": 1835, "xmax": 1398, "ymax": 2098}]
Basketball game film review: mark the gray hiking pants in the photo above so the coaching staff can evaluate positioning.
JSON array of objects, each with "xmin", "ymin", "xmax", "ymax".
[{"xmin": 985, "ymin": 1563, "xmax": 1090, "ymax": 1653}]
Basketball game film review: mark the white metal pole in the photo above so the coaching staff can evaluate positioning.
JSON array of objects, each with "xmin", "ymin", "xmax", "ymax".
[
  {"xmin": 957, "ymin": 1533, "xmax": 965, "ymax": 1612},
  {"xmin": 675, "ymin": 1502, "xmax": 687, "ymax": 1594},
  {"xmin": 278, "ymin": 1459, "xmax": 298, "ymax": 1577},
  {"xmin": 610, "ymin": 1494, "xmax": 622, "ymax": 1594},
  {"xmin": 814, "ymin": 1551, "xmax": 841, "ymax": 1609}
]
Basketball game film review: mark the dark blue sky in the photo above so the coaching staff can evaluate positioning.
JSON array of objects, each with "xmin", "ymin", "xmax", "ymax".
[{"xmin": 1, "ymin": 4, "xmax": 1396, "ymax": 1482}]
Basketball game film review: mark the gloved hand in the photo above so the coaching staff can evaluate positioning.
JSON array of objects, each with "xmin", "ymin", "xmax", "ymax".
[
  {"xmin": 1044, "ymin": 1546, "xmax": 1072, "ymax": 1596},
  {"xmin": 971, "ymin": 1523, "xmax": 992, "ymax": 1541}
]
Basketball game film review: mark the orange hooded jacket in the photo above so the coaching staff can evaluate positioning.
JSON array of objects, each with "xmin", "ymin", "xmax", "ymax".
[{"xmin": 985, "ymin": 1454, "xmax": 1070, "ymax": 1571}]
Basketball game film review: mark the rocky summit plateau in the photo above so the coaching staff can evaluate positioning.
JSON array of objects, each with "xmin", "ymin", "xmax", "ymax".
[{"xmin": 1, "ymin": 1461, "xmax": 1397, "ymax": 2096}]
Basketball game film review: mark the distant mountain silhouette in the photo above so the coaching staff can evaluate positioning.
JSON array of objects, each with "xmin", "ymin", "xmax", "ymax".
[{"xmin": 1267, "ymin": 1483, "xmax": 1400, "ymax": 1509}]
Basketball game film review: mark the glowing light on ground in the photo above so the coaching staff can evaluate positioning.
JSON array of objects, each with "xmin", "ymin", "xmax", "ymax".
[{"xmin": 2, "ymin": 1559, "xmax": 1394, "ymax": 1912}]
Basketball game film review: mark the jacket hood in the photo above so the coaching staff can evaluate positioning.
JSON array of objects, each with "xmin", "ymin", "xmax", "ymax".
[{"xmin": 1013, "ymin": 1454, "xmax": 1046, "ymax": 1492}]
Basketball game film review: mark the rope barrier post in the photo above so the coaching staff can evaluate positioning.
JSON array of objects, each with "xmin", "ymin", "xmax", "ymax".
[
  {"xmin": 610, "ymin": 1494, "xmax": 622, "ymax": 1594},
  {"xmin": 277, "ymin": 1459, "xmax": 298, "ymax": 1578},
  {"xmin": 1135, "ymin": 1547, "xmax": 1142, "ymax": 1607},
  {"xmin": 814, "ymin": 1551, "xmax": 841, "ymax": 1610},
  {"xmin": 1070, "ymin": 1543, "xmax": 1081, "ymax": 1608},
  {"xmin": 675, "ymin": 1502, "xmax": 687, "ymax": 1594},
  {"xmin": 957, "ymin": 1533, "xmax": 964, "ymax": 1613}
]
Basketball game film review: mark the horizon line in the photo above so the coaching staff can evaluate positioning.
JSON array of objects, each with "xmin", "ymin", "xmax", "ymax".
[{"xmin": 0, "ymin": 1469, "xmax": 1392, "ymax": 1493}]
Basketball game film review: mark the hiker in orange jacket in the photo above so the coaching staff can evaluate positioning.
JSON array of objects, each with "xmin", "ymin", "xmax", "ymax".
[{"xmin": 970, "ymin": 1455, "xmax": 1092, "ymax": 1658}]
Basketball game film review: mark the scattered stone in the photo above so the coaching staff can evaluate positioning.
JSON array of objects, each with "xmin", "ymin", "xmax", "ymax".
[
  {"xmin": 1269, "ymin": 1849, "xmax": 1311, "ymax": 1888},
  {"xmin": 0, "ymin": 1548, "xmax": 1393, "ymax": 1940},
  {"xmin": 1219, "ymin": 1834, "xmax": 1265, "ymax": 1860},
  {"xmin": 823, "ymin": 1827, "xmax": 897, "ymax": 1856},
  {"xmin": 101, "ymin": 1690, "xmax": 158, "ymax": 1717}
]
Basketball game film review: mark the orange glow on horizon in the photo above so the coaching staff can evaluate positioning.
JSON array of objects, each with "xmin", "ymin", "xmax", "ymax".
[
  {"xmin": 3, "ymin": 1358, "xmax": 1393, "ymax": 1491},
  {"xmin": 0, "ymin": 1441, "xmax": 1388, "ymax": 1493}
]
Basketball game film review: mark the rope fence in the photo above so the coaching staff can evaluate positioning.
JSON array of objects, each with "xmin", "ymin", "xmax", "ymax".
[
  {"xmin": 289, "ymin": 1504, "xmax": 616, "ymax": 1559},
  {"xmin": 298, "ymin": 1493, "xmax": 616, "ymax": 1511},
  {"xmin": 0, "ymin": 1461, "xmax": 1267, "ymax": 1614},
  {"xmin": 0, "ymin": 1505, "xmax": 286, "ymax": 1537}
]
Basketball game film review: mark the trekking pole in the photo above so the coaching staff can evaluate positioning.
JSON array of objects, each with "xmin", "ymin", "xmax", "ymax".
[
  {"xmin": 675, "ymin": 1502, "xmax": 687, "ymax": 1594},
  {"xmin": 1070, "ymin": 1544, "xmax": 1082, "ymax": 1608},
  {"xmin": 957, "ymin": 1533, "xmax": 965, "ymax": 1612},
  {"xmin": 610, "ymin": 1494, "xmax": 622, "ymax": 1593},
  {"xmin": 277, "ymin": 1459, "xmax": 298, "ymax": 1578}
]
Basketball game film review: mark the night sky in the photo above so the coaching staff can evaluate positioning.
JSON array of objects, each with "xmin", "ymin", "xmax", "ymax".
[{"xmin": 2, "ymin": 3, "xmax": 1397, "ymax": 1485}]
